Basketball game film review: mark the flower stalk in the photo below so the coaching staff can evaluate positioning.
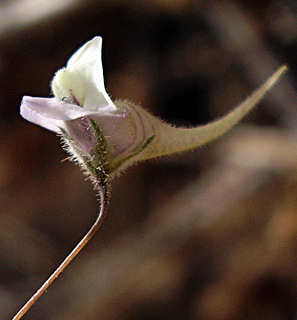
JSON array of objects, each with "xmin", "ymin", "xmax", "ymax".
[{"xmin": 12, "ymin": 177, "xmax": 109, "ymax": 320}]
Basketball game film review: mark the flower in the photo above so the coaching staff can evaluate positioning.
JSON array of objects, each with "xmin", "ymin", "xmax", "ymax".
[{"xmin": 20, "ymin": 36, "xmax": 287, "ymax": 178}]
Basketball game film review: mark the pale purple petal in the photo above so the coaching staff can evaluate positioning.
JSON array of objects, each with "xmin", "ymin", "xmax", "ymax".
[
  {"xmin": 64, "ymin": 118, "xmax": 97, "ymax": 154},
  {"xmin": 20, "ymin": 96, "xmax": 108, "ymax": 132},
  {"xmin": 21, "ymin": 97, "xmax": 67, "ymax": 132},
  {"xmin": 20, "ymin": 95, "xmax": 139, "ymax": 158}
]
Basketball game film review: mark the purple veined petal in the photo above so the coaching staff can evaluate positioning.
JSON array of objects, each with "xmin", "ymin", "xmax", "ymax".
[{"xmin": 64, "ymin": 105, "xmax": 144, "ymax": 158}]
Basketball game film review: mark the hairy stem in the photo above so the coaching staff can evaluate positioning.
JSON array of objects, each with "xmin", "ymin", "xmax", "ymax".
[{"xmin": 12, "ymin": 179, "xmax": 110, "ymax": 320}]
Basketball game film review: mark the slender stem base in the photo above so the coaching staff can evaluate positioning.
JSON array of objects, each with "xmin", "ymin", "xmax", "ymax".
[{"xmin": 12, "ymin": 180, "xmax": 109, "ymax": 320}]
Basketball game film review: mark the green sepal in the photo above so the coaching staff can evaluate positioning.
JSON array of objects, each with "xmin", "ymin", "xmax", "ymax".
[
  {"xmin": 59, "ymin": 125, "xmax": 109, "ymax": 181},
  {"xmin": 88, "ymin": 118, "xmax": 112, "ymax": 176},
  {"xmin": 59, "ymin": 121, "xmax": 155, "ymax": 178}
]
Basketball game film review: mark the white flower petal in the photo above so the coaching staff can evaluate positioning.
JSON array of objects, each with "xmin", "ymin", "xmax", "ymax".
[{"xmin": 51, "ymin": 36, "xmax": 116, "ymax": 112}]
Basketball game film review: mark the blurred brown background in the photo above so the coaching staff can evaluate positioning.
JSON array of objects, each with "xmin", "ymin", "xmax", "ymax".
[{"xmin": 0, "ymin": 0, "xmax": 297, "ymax": 319}]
